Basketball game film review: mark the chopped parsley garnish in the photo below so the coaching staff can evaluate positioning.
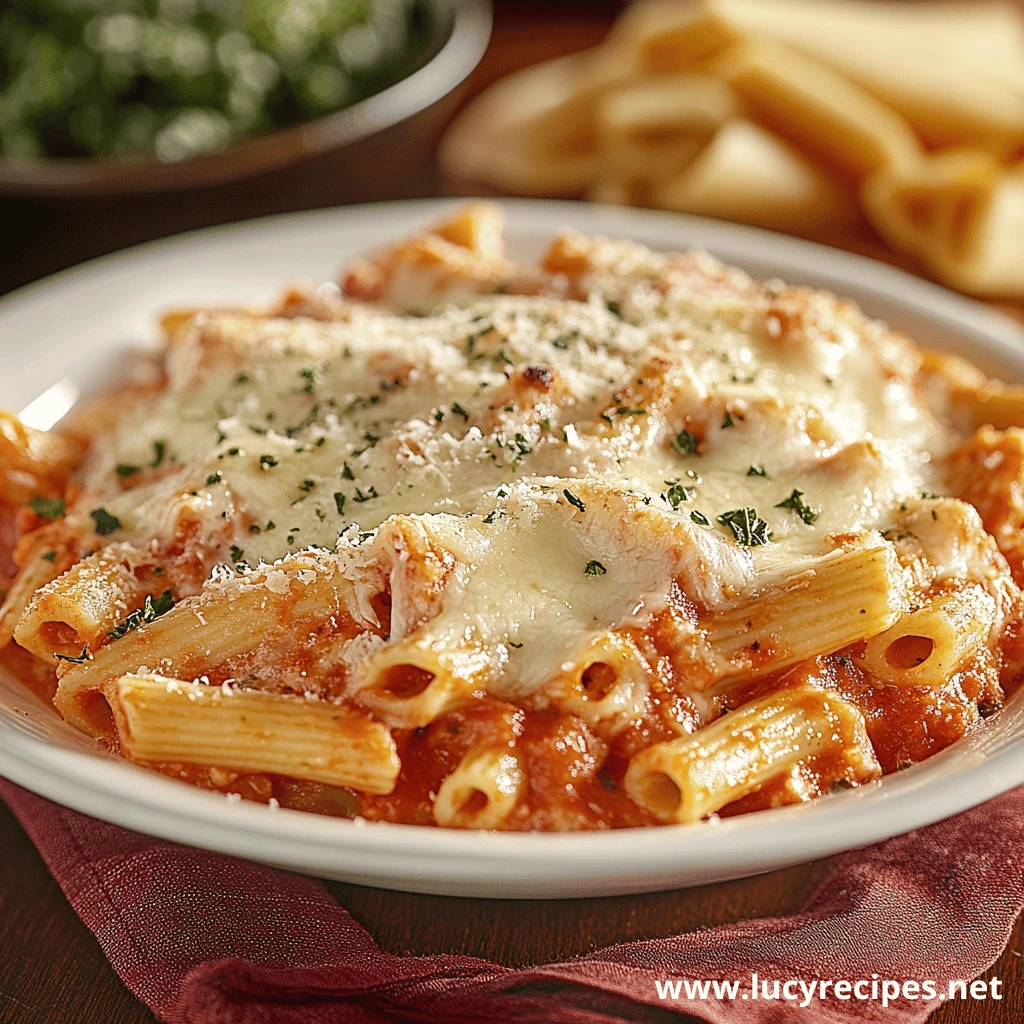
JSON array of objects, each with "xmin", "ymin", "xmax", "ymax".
[
  {"xmin": 230, "ymin": 546, "xmax": 244, "ymax": 563},
  {"xmin": 249, "ymin": 524, "xmax": 262, "ymax": 534},
  {"xmin": 235, "ymin": 373, "xmax": 250, "ymax": 385},
  {"xmin": 747, "ymin": 464, "xmax": 767, "ymax": 478},
  {"xmin": 921, "ymin": 491, "xmax": 940, "ymax": 500},
  {"xmin": 206, "ymin": 471, "xmax": 222, "ymax": 485},
  {"xmin": 90, "ymin": 508, "xmax": 122, "ymax": 535},
  {"xmin": 584, "ymin": 559, "xmax": 607, "ymax": 576},
  {"xmin": 539, "ymin": 418, "xmax": 551, "ymax": 431},
  {"xmin": 353, "ymin": 486, "xmax": 379, "ymax": 502},
  {"xmin": 508, "ymin": 641, "xmax": 523, "ymax": 649},
  {"xmin": 41, "ymin": 550, "xmax": 57, "ymax": 561},
  {"xmin": 54, "ymin": 645, "xmax": 92, "ymax": 664},
  {"xmin": 602, "ymin": 406, "xmax": 647, "ymax": 423},
  {"xmin": 513, "ymin": 433, "xmax": 532, "ymax": 455},
  {"xmin": 151, "ymin": 440, "xmax": 166, "ymax": 467},
  {"xmin": 721, "ymin": 412, "xmax": 734, "ymax": 429},
  {"xmin": 775, "ymin": 488, "xmax": 820, "ymax": 525},
  {"xmin": 717, "ymin": 507, "xmax": 772, "ymax": 546},
  {"xmin": 29, "ymin": 496, "xmax": 65, "ymax": 520},
  {"xmin": 451, "ymin": 402, "xmax": 470, "ymax": 420},
  {"xmin": 334, "ymin": 492, "xmax": 346, "ymax": 516},
  {"xmin": 482, "ymin": 508, "xmax": 505, "ymax": 524},
  {"xmin": 606, "ymin": 300, "xmax": 622, "ymax": 317},
  {"xmin": 663, "ymin": 480, "xmax": 696, "ymax": 509},
  {"xmin": 107, "ymin": 590, "xmax": 174, "ymax": 641},
  {"xmin": 563, "ymin": 488, "xmax": 586, "ymax": 512},
  {"xmin": 265, "ymin": 520, "xmax": 276, "ymax": 531},
  {"xmin": 227, "ymin": 447, "xmax": 240, "ymax": 456},
  {"xmin": 116, "ymin": 464, "xmax": 140, "ymax": 478},
  {"xmin": 671, "ymin": 430, "xmax": 699, "ymax": 456},
  {"xmin": 690, "ymin": 510, "xmax": 710, "ymax": 525},
  {"xmin": 433, "ymin": 409, "xmax": 445, "ymax": 423},
  {"xmin": 299, "ymin": 479, "xmax": 315, "ymax": 493},
  {"xmin": 299, "ymin": 368, "xmax": 316, "ymax": 394},
  {"xmin": 341, "ymin": 462, "xmax": 355, "ymax": 480},
  {"xmin": 259, "ymin": 454, "xmax": 278, "ymax": 470},
  {"xmin": 551, "ymin": 336, "xmax": 569, "ymax": 350}
]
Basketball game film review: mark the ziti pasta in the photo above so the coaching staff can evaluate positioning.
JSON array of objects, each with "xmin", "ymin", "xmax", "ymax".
[
  {"xmin": 1, "ymin": 203, "xmax": 1022, "ymax": 830},
  {"xmin": 441, "ymin": 0, "xmax": 1024, "ymax": 297}
]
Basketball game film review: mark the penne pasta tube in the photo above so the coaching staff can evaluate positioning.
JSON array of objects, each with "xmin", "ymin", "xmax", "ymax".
[
  {"xmin": 607, "ymin": 0, "xmax": 736, "ymax": 74},
  {"xmin": 55, "ymin": 556, "xmax": 361, "ymax": 736},
  {"xmin": 15, "ymin": 543, "xmax": 149, "ymax": 662},
  {"xmin": 705, "ymin": 542, "xmax": 906, "ymax": 684},
  {"xmin": 552, "ymin": 631, "xmax": 651, "ymax": 734},
  {"xmin": 432, "ymin": 747, "xmax": 524, "ymax": 828},
  {"xmin": 918, "ymin": 348, "xmax": 990, "ymax": 392},
  {"xmin": 714, "ymin": 37, "xmax": 920, "ymax": 179},
  {"xmin": 863, "ymin": 151, "xmax": 1024, "ymax": 297},
  {"xmin": 0, "ymin": 411, "xmax": 81, "ymax": 504},
  {"xmin": 624, "ymin": 685, "xmax": 880, "ymax": 823},
  {"xmin": 0, "ymin": 540, "xmax": 70, "ymax": 650},
  {"xmin": 956, "ymin": 384, "xmax": 1024, "ymax": 432},
  {"xmin": 110, "ymin": 673, "xmax": 400, "ymax": 795},
  {"xmin": 595, "ymin": 75, "xmax": 733, "ymax": 180},
  {"xmin": 702, "ymin": 0, "xmax": 1024, "ymax": 150},
  {"xmin": 946, "ymin": 426, "xmax": 1024, "ymax": 585},
  {"xmin": 350, "ymin": 632, "xmax": 485, "ymax": 730},
  {"xmin": 653, "ymin": 118, "xmax": 852, "ymax": 232},
  {"xmin": 859, "ymin": 585, "xmax": 995, "ymax": 688}
]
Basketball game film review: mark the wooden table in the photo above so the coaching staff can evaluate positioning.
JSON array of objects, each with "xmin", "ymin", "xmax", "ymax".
[{"xmin": 2, "ymin": 3, "xmax": 1023, "ymax": 1022}]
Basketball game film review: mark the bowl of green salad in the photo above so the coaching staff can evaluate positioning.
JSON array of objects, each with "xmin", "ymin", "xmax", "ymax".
[{"xmin": 0, "ymin": 0, "xmax": 491, "ymax": 194}]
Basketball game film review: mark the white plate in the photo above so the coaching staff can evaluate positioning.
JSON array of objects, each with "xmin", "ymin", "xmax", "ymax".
[{"xmin": 3, "ymin": 199, "xmax": 1024, "ymax": 899}]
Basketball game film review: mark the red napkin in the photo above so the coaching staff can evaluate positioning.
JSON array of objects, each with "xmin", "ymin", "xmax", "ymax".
[{"xmin": 2, "ymin": 777, "xmax": 1022, "ymax": 1024}]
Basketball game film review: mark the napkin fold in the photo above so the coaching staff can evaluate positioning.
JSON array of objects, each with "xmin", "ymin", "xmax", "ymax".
[{"xmin": 2, "ymin": 777, "xmax": 1022, "ymax": 1024}]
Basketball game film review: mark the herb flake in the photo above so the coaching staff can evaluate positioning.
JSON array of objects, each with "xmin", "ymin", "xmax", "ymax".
[
  {"xmin": 29, "ymin": 496, "xmax": 65, "ymax": 520},
  {"xmin": 717, "ymin": 507, "xmax": 772, "ymax": 546},
  {"xmin": 107, "ymin": 590, "xmax": 174, "ymax": 640},
  {"xmin": 671, "ymin": 430, "xmax": 699, "ymax": 456},
  {"xmin": 563, "ymin": 488, "xmax": 586, "ymax": 512},
  {"xmin": 90, "ymin": 508, "xmax": 122, "ymax": 535},
  {"xmin": 54, "ymin": 645, "xmax": 92, "ymax": 664},
  {"xmin": 775, "ymin": 489, "xmax": 819, "ymax": 525}
]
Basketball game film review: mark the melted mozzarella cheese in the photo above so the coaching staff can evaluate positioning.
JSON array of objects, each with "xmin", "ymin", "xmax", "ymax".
[{"xmin": 67, "ymin": 238, "xmax": 951, "ymax": 697}]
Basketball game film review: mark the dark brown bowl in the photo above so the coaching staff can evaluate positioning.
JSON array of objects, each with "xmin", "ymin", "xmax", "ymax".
[{"xmin": 0, "ymin": 0, "xmax": 492, "ymax": 197}]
